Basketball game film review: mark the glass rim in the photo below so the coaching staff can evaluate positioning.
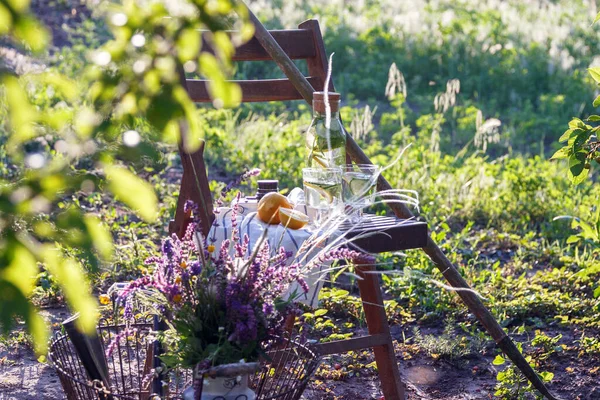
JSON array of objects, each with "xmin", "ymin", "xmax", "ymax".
[
  {"xmin": 342, "ymin": 164, "xmax": 380, "ymax": 171},
  {"xmin": 302, "ymin": 167, "xmax": 342, "ymax": 172}
]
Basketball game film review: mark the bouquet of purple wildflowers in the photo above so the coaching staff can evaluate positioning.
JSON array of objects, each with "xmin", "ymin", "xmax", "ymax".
[{"xmin": 114, "ymin": 200, "xmax": 310, "ymax": 369}]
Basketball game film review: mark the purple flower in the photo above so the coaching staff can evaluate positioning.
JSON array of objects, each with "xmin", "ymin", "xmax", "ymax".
[
  {"xmin": 183, "ymin": 200, "xmax": 198, "ymax": 215},
  {"xmin": 218, "ymin": 169, "xmax": 262, "ymax": 203},
  {"xmin": 262, "ymin": 303, "xmax": 274, "ymax": 315},
  {"xmin": 123, "ymin": 296, "xmax": 134, "ymax": 322},
  {"xmin": 105, "ymin": 327, "xmax": 137, "ymax": 359},
  {"xmin": 189, "ymin": 260, "xmax": 202, "ymax": 275},
  {"xmin": 297, "ymin": 277, "xmax": 309, "ymax": 294},
  {"xmin": 314, "ymin": 247, "xmax": 375, "ymax": 266},
  {"xmin": 161, "ymin": 239, "xmax": 174, "ymax": 259}
]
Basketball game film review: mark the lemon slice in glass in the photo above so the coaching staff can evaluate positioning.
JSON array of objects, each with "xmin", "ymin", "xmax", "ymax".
[{"xmin": 303, "ymin": 181, "xmax": 335, "ymax": 203}]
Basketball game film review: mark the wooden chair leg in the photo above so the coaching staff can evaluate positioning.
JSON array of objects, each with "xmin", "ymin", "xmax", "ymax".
[
  {"xmin": 356, "ymin": 265, "xmax": 405, "ymax": 400},
  {"xmin": 284, "ymin": 314, "xmax": 295, "ymax": 337}
]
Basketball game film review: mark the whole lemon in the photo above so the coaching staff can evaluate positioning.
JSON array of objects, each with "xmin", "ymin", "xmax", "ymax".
[{"xmin": 257, "ymin": 192, "xmax": 292, "ymax": 224}]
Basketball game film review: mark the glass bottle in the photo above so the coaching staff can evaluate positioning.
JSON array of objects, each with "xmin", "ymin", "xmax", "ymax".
[{"xmin": 305, "ymin": 91, "xmax": 346, "ymax": 168}]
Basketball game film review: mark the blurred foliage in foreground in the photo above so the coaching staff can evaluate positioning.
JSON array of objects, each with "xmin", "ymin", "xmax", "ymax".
[{"xmin": 0, "ymin": 0, "xmax": 252, "ymax": 354}]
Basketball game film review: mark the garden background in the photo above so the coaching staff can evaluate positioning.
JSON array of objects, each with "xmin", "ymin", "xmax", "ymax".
[{"xmin": 1, "ymin": 0, "xmax": 600, "ymax": 399}]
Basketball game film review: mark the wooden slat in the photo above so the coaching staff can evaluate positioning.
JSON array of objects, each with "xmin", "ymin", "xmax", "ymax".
[
  {"xmin": 340, "ymin": 215, "xmax": 428, "ymax": 253},
  {"xmin": 311, "ymin": 334, "xmax": 390, "ymax": 356},
  {"xmin": 186, "ymin": 77, "xmax": 324, "ymax": 103},
  {"xmin": 299, "ymin": 20, "xmax": 334, "ymax": 92},
  {"xmin": 201, "ymin": 29, "xmax": 317, "ymax": 61}
]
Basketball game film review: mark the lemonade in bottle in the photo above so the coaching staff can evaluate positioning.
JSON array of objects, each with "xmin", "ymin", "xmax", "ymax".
[{"xmin": 305, "ymin": 92, "xmax": 346, "ymax": 168}]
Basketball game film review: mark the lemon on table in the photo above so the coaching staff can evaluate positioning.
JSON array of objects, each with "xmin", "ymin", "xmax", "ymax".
[
  {"xmin": 257, "ymin": 192, "xmax": 292, "ymax": 224},
  {"xmin": 279, "ymin": 208, "xmax": 309, "ymax": 230}
]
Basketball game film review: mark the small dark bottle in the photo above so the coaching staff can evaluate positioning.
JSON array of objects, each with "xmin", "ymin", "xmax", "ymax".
[{"xmin": 256, "ymin": 180, "xmax": 279, "ymax": 200}]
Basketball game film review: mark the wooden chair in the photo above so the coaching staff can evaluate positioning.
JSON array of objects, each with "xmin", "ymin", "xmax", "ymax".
[
  {"xmin": 169, "ymin": 20, "xmax": 428, "ymax": 400},
  {"xmin": 169, "ymin": 20, "xmax": 332, "ymax": 238}
]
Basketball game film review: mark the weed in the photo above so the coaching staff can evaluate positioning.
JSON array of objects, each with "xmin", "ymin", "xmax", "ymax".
[{"xmin": 412, "ymin": 322, "xmax": 484, "ymax": 362}]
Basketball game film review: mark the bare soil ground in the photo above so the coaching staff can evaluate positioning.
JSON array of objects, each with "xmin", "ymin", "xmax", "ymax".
[{"xmin": 1, "ymin": 304, "xmax": 599, "ymax": 399}]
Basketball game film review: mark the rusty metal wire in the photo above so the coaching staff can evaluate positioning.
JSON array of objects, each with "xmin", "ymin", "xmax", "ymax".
[
  {"xmin": 48, "ymin": 318, "xmax": 190, "ymax": 399},
  {"xmin": 49, "ymin": 321, "xmax": 319, "ymax": 400},
  {"xmin": 250, "ymin": 337, "xmax": 320, "ymax": 400}
]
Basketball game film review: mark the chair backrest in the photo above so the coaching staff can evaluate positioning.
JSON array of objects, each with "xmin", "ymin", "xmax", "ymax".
[{"xmin": 170, "ymin": 19, "xmax": 333, "ymax": 237}]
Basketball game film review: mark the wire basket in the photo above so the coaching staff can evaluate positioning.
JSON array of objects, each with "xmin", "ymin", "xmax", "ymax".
[
  {"xmin": 217, "ymin": 336, "xmax": 320, "ymax": 400},
  {"xmin": 49, "ymin": 320, "xmax": 320, "ymax": 400},
  {"xmin": 49, "ymin": 317, "xmax": 190, "ymax": 399},
  {"xmin": 258, "ymin": 339, "xmax": 320, "ymax": 399}
]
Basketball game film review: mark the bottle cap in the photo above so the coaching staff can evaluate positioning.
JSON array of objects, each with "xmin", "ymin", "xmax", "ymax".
[
  {"xmin": 256, "ymin": 180, "xmax": 279, "ymax": 200},
  {"xmin": 313, "ymin": 91, "xmax": 340, "ymax": 113}
]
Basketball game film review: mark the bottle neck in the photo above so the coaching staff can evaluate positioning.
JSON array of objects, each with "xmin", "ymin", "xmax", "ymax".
[{"xmin": 313, "ymin": 110, "xmax": 340, "ymax": 119}]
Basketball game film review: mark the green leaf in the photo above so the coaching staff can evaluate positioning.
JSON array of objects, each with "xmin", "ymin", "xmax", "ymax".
[
  {"xmin": 212, "ymin": 31, "xmax": 235, "ymax": 60},
  {"xmin": 38, "ymin": 72, "xmax": 78, "ymax": 101},
  {"xmin": 314, "ymin": 309, "xmax": 328, "ymax": 317},
  {"xmin": 593, "ymin": 286, "xmax": 600, "ymax": 298},
  {"xmin": 6, "ymin": 0, "xmax": 31, "ymax": 13},
  {"xmin": 568, "ymin": 152, "xmax": 586, "ymax": 178},
  {"xmin": 576, "ymin": 263, "xmax": 600, "ymax": 278},
  {"xmin": 539, "ymin": 371, "xmax": 554, "ymax": 382},
  {"xmin": 566, "ymin": 235, "xmax": 580, "ymax": 244},
  {"xmin": 568, "ymin": 118, "xmax": 585, "ymax": 129},
  {"xmin": 41, "ymin": 246, "xmax": 98, "ymax": 335},
  {"xmin": 199, "ymin": 53, "xmax": 241, "ymax": 109},
  {"xmin": 587, "ymin": 115, "xmax": 600, "ymax": 122},
  {"xmin": 13, "ymin": 15, "xmax": 49, "ymax": 53},
  {"xmin": 577, "ymin": 220, "xmax": 598, "ymax": 241},
  {"xmin": 105, "ymin": 164, "xmax": 158, "ymax": 222},
  {"xmin": 571, "ymin": 166, "xmax": 590, "ymax": 185},
  {"xmin": 83, "ymin": 215, "xmax": 114, "ymax": 261},
  {"xmin": 590, "ymin": 68, "xmax": 600, "ymax": 84},
  {"xmin": 0, "ymin": 4, "xmax": 12, "ymax": 34},
  {"xmin": 3, "ymin": 75, "xmax": 38, "ymax": 151},
  {"xmin": 595, "ymin": 11, "xmax": 600, "ymax": 24},
  {"xmin": 571, "ymin": 168, "xmax": 590, "ymax": 185},
  {"xmin": 0, "ymin": 280, "xmax": 49, "ymax": 355},
  {"xmin": 172, "ymin": 86, "xmax": 205, "ymax": 153},
  {"xmin": 593, "ymin": 95, "xmax": 600, "ymax": 108},
  {"xmin": 1, "ymin": 243, "xmax": 38, "ymax": 296},
  {"xmin": 177, "ymin": 28, "xmax": 201, "ymax": 62},
  {"xmin": 550, "ymin": 147, "xmax": 569, "ymax": 160},
  {"xmin": 558, "ymin": 128, "xmax": 574, "ymax": 143},
  {"xmin": 147, "ymin": 87, "xmax": 183, "ymax": 133},
  {"xmin": 28, "ymin": 309, "xmax": 49, "ymax": 356},
  {"xmin": 492, "ymin": 355, "xmax": 505, "ymax": 365}
]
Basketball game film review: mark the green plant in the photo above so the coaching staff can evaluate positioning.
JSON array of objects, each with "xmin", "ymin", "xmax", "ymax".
[
  {"xmin": 493, "ymin": 341, "xmax": 555, "ymax": 400},
  {"xmin": 551, "ymin": 13, "xmax": 600, "ymax": 184},
  {"xmin": 412, "ymin": 323, "xmax": 483, "ymax": 361},
  {"xmin": 577, "ymin": 332, "xmax": 600, "ymax": 356},
  {"xmin": 530, "ymin": 330, "xmax": 564, "ymax": 362}
]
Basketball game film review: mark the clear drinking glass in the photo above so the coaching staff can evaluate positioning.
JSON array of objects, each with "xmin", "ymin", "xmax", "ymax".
[
  {"xmin": 341, "ymin": 164, "xmax": 380, "ymax": 221},
  {"xmin": 302, "ymin": 167, "xmax": 343, "ymax": 227}
]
